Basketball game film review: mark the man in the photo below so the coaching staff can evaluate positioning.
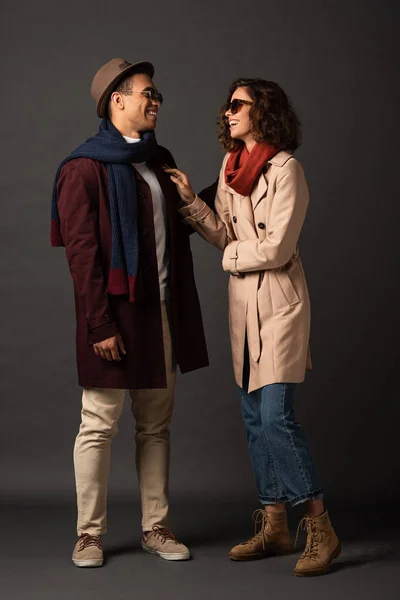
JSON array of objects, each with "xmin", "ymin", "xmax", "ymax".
[{"xmin": 51, "ymin": 58, "xmax": 209, "ymax": 567}]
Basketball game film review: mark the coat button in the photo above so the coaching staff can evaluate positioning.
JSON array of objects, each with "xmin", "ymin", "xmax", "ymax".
[
  {"xmin": 258, "ymin": 222, "xmax": 265, "ymax": 229},
  {"xmin": 233, "ymin": 216, "xmax": 237, "ymax": 223},
  {"xmin": 139, "ymin": 193, "xmax": 145, "ymax": 199},
  {"xmin": 142, "ymin": 228, "xmax": 148, "ymax": 236}
]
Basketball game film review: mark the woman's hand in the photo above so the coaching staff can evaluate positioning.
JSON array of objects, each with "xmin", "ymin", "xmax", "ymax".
[{"xmin": 163, "ymin": 167, "xmax": 196, "ymax": 204}]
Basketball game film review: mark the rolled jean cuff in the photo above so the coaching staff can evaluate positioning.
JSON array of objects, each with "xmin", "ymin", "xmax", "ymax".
[
  {"xmin": 288, "ymin": 489, "xmax": 324, "ymax": 508},
  {"xmin": 259, "ymin": 489, "xmax": 324, "ymax": 507},
  {"xmin": 259, "ymin": 494, "xmax": 288, "ymax": 505}
]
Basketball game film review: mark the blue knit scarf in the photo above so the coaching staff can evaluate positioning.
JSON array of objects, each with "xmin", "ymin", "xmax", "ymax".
[{"xmin": 51, "ymin": 119, "xmax": 158, "ymax": 301}]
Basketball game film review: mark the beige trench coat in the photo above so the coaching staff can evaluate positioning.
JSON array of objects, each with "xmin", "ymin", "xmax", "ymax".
[{"xmin": 179, "ymin": 151, "xmax": 312, "ymax": 392}]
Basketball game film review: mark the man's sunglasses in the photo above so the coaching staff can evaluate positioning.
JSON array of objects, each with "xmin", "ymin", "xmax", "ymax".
[
  {"xmin": 131, "ymin": 88, "xmax": 164, "ymax": 104},
  {"xmin": 227, "ymin": 98, "xmax": 253, "ymax": 114}
]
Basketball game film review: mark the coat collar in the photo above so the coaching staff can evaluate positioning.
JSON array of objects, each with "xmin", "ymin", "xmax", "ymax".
[
  {"xmin": 268, "ymin": 150, "xmax": 293, "ymax": 167},
  {"xmin": 219, "ymin": 150, "xmax": 293, "ymax": 197}
]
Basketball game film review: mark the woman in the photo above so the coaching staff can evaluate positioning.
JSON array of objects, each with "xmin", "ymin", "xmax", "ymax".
[{"xmin": 164, "ymin": 79, "xmax": 340, "ymax": 577}]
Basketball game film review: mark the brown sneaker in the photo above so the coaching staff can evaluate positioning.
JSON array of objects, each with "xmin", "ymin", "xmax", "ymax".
[
  {"xmin": 142, "ymin": 526, "xmax": 190, "ymax": 561},
  {"xmin": 294, "ymin": 511, "xmax": 341, "ymax": 576},
  {"xmin": 72, "ymin": 534, "xmax": 104, "ymax": 568},
  {"xmin": 229, "ymin": 508, "xmax": 294, "ymax": 561}
]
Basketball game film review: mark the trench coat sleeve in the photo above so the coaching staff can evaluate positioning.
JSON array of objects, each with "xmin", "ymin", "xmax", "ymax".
[
  {"xmin": 178, "ymin": 164, "xmax": 233, "ymax": 251},
  {"xmin": 57, "ymin": 161, "xmax": 118, "ymax": 346},
  {"xmin": 222, "ymin": 158, "xmax": 309, "ymax": 274}
]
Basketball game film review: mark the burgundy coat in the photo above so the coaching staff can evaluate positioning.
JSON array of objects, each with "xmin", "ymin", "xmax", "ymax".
[{"xmin": 56, "ymin": 146, "xmax": 209, "ymax": 389}]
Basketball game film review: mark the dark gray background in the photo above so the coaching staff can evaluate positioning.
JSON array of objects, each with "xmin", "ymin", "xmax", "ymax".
[{"xmin": 1, "ymin": 1, "xmax": 399, "ymax": 598}]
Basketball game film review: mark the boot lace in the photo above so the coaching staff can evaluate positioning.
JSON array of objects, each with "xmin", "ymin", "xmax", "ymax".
[
  {"xmin": 295, "ymin": 516, "xmax": 321, "ymax": 560},
  {"xmin": 241, "ymin": 509, "xmax": 272, "ymax": 550},
  {"xmin": 77, "ymin": 534, "xmax": 103, "ymax": 552},
  {"xmin": 147, "ymin": 526, "xmax": 178, "ymax": 545}
]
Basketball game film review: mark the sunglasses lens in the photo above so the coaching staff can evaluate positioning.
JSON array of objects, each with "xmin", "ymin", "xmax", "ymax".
[
  {"xmin": 150, "ymin": 89, "xmax": 163, "ymax": 104},
  {"xmin": 230, "ymin": 99, "xmax": 238, "ymax": 114}
]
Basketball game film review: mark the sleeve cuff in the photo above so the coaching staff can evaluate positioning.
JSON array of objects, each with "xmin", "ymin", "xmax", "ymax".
[
  {"xmin": 87, "ymin": 320, "xmax": 118, "ymax": 346},
  {"xmin": 178, "ymin": 195, "xmax": 211, "ymax": 224},
  {"xmin": 222, "ymin": 241, "xmax": 241, "ymax": 275}
]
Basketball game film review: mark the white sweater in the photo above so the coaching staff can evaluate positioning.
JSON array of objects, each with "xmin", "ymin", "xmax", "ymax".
[{"xmin": 123, "ymin": 135, "xmax": 169, "ymax": 300}]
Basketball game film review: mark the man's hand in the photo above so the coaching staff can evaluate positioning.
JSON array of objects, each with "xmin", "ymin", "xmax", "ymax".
[
  {"xmin": 163, "ymin": 167, "xmax": 196, "ymax": 204},
  {"xmin": 93, "ymin": 334, "xmax": 126, "ymax": 361}
]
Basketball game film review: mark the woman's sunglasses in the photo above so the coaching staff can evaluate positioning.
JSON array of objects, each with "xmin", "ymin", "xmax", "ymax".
[
  {"xmin": 131, "ymin": 88, "xmax": 164, "ymax": 104},
  {"xmin": 227, "ymin": 98, "xmax": 253, "ymax": 115}
]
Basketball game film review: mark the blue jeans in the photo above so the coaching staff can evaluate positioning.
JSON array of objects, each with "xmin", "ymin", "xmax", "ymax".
[{"xmin": 238, "ymin": 349, "xmax": 324, "ymax": 506}]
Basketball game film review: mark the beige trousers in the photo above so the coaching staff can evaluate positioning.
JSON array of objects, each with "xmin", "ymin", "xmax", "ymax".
[{"xmin": 73, "ymin": 302, "xmax": 176, "ymax": 536}]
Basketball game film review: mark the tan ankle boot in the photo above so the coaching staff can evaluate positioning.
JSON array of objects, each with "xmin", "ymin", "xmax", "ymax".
[
  {"xmin": 229, "ymin": 508, "xmax": 294, "ymax": 561},
  {"xmin": 294, "ymin": 511, "xmax": 341, "ymax": 576}
]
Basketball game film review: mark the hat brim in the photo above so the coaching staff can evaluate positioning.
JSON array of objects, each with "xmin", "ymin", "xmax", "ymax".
[{"xmin": 96, "ymin": 61, "xmax": 155, "ymax": 118}]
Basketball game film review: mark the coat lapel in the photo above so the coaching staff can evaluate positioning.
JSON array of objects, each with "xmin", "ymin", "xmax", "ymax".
[
  {"xmin": 220, "ymin": 165, "xmax": 268, "ymax": 210},
  {"xmin": 220, "ymin": 178, "xmax": 243, "ymax": 198},
  {"xmin": 251, "ymin": 171, "xmax": 268, "ymax": 210},
  {"xmin": 250, "ymin": 152, "xmax": 292, "ymax": 210}
]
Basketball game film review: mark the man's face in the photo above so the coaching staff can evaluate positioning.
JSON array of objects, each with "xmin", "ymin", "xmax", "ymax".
[{"xmin": 111, "ymin": 73, "xmax": 162, "ymax": 133}]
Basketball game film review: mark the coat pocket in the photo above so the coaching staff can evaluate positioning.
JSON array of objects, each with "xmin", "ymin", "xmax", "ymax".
[{"xmin": 274, "ymin": 270, "xmax": 300, "ymax": 307}]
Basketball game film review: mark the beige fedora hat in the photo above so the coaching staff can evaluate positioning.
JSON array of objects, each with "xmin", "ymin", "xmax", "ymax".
[{"xmin": 91, "ymin": 58, "xmax": 155, "ymax": 118}]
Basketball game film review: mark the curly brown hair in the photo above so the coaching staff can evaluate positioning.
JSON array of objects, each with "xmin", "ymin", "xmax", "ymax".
[{"xmin": 217, "ymin": 78, "xmax": 301, "ymax": 153}]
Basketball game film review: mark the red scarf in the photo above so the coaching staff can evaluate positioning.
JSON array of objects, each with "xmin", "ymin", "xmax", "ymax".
[{"xmin": 225, "ymin": 143, "xmax": 278, "ymax": 196}]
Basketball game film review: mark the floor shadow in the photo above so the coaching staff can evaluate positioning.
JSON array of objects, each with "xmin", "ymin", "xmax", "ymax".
[
  {"xmin": 105, "ymin": 541, "xmax": 141, "ymax": 560},
  {"xmin": 331, "ymin": 542, "xmax": 398, "ymax": 573}
]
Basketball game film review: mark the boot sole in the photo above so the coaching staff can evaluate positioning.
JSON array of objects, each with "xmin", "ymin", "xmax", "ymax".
[
  {"xmin": 141, "ymin": 543, "xmax": 191, "ymax": 561},
  {"xmin": 72, "ymin": 559, "xmax": 104, "ymax": 568},
  {"xmin": 294, "ymin": 543, "xmax": 342, "ymax": 577},
  {"xmin": 229, "ymin": 545, "xmax": 294, "ymax": 561}
]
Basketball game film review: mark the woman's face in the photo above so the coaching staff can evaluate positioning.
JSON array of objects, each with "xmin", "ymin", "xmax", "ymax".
[{"xmin": 225, "ymin": 86, "xmax": 254, "ymax": 144}]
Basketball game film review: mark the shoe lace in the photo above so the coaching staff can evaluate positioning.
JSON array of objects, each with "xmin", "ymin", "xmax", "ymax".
[
  {"xmin": 295, "ymin": 516, "xmax": 321, "ymax": 560},
  {"xmin": 241, "ymin": 509, "xmax": 271, "ymax": 550},
  {"xmin": 77, "ymin": 534, "xmax": 103, "ymax": 551},
  {"xmin": 147, "ymin": 526, "xmax": 178, "ymax": 545}
]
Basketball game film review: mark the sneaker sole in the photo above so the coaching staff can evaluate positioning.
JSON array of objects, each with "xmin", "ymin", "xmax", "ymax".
[
  {"xmin": 72, "ymin": 559, "xmax": 104, "ymax": 568},
  {"xmin": 294, "ymin": 543, "xmax": 342, "ymax": 577},
  {"xmin": 141, "ymin": 543, "xmax": 191, "ymax": 561},
  {"xmin": 229, "ymin": 545, "xmax": 294, "ymax": 561}
]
